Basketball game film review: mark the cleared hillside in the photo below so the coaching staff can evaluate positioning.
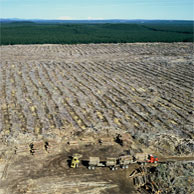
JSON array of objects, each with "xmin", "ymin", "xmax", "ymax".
[
  {"xmin": 0, "ymin": 43, "xmax": 193, "ymax": 154},
  {"xmin": 0, "ymin": 43, "xmax": 193, "ymax": 194}
]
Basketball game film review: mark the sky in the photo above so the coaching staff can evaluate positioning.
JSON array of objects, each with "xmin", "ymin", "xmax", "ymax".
[{"xmin": 0, "ymin": 0, "xmax": 193, "ymax": 20}]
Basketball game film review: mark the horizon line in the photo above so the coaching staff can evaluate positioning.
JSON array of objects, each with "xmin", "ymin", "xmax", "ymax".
[{"xmin": 1, "ymin": 18, "xmax": 194, "ymax": 21}]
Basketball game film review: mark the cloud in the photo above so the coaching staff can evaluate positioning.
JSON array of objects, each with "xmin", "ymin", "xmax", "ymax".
[
  {"xmin": 87, "ymin": 17, "xmax": 104, "ymax": 20},
  {"xmin": 56, "ymin": 16, "xmax": 104, "ymax": 20},
  {"xmin": 57, "ymin": 16, "xmax": 73, "ymax": 20}
]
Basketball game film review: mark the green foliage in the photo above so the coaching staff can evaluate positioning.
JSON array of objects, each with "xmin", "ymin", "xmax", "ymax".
[{"xmin": 0, "ymin": 22, "xmax": 193, "ymax": 45}]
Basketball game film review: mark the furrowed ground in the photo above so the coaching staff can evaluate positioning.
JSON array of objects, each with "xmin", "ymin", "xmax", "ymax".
[
  {"xmin": 0, "ymin": 43, "xmax": 193, "ymax": 149},
  {"xmin": 0, "ymin": 43, "xmax": 193, "ymax": 193}
]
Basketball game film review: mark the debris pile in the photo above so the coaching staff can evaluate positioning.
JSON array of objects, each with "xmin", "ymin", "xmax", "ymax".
[{"xmin": 151, "ymin": 162, "xmax": 194, "ymax": 194}]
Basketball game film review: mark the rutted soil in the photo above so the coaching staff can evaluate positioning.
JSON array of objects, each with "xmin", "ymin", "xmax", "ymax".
[
  {"xmin": 0, "ymin": 140, "xmax": 138, "ymax": 194},
  {"xmin": 0, "ymin": 43, "xmax": 194, "ymax": 193}
]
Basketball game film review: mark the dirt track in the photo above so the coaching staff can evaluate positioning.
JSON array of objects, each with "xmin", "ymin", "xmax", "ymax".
[
  {"xmin": 0, "ymin": 142, "xmax": 138, "ymax": 194},
  {"xmin": 0, "ymin": 140, "xmax": 193, "ymax": 194}
]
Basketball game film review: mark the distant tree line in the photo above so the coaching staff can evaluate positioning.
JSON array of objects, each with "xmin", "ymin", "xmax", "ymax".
[{"xmin": 0, "ymin": 22, "xmax": 193, "ymax": 45}]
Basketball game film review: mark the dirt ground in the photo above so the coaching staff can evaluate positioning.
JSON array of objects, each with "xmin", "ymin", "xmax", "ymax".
[
  {"xmin": 0, "ymin": 43, "xmax": 193, "ymax": 193},
  {"xmin": 0, "ymin": 139, "xmax": 139, "ymax": 194},
  {"xmin": 0, "ymin": 137, "xmax": 193, "ymax": 194}
]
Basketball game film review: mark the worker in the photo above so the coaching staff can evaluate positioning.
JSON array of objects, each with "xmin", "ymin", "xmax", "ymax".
[
  {"xmin": 44, "ymin": 141, "xmax": 49, "ymax": 152},
  {"xmin": 14, "ymin": 146, "xmax": 17, "ymax": 154},
  {"xmin": 29, "ymin": 143, "xmax": 35, "ymax": 155}
]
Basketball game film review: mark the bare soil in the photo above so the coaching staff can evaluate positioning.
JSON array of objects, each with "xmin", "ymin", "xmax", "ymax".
[{"xmin": 0, "ymin": 43, "xmax": 193, "ymax": 193}]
